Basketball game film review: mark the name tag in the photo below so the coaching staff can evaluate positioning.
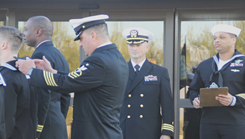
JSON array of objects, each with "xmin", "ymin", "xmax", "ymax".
[{"xmin": 231, "ymin": 69, "xmax": 240, "ymax": 72}]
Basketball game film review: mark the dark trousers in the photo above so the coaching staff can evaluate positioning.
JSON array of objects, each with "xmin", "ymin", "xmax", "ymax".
[
  {"xmin": 200, "ymin": 123, "xmax": 245, "ymax": 139},
  {"xmin": 184, "ymin": 108, "xmax": 201, "ymax": 139}
]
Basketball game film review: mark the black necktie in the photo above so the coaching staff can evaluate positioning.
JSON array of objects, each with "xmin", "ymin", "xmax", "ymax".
[
  {"xmin": 209, "ymin": 60, "xmax": 231, "ymax": 87},
  {"xmin": 134, "ymin": 64, "xmax": 140, "ymax": 74}
]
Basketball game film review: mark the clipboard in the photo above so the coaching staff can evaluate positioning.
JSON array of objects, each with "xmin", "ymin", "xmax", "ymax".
[{"xmin": 199, "ymin": 87, "xmax": 228, "ymax": 107}]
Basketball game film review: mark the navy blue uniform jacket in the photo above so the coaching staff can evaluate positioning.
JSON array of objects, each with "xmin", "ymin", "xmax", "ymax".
[
  {"xmin": 189, "ymin": 50, "xmax": 245, "ymax": 125},
  {"xmin": 120, "ymin": 59, "xmax": 174, "ymax": 139},
  {"xmin": 0, "ymin": 61, "xmax": 37, "ymax": 139},
  {"xmin": 29, "ymin": 43, "xmax": 128, "ymax": 139},
  {"xmin": 0, "ymin": 73, "xmax": 6, "ymax": 139},
  {"xmin": 31, "ymin": 41, "xmax": 69, "ymax": 139}
]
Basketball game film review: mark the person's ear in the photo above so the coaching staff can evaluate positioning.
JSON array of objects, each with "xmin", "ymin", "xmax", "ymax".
[
  {"xmin": 36, "ymin": 28, "xmax": 42, "ymax": 36},
  {"xmin": 91, "ymin": 31, "xmax": 97, "ymax": 41},
  {"xmin": 0, "ymin": 41, "xmax": 8, "ymax": 50}
]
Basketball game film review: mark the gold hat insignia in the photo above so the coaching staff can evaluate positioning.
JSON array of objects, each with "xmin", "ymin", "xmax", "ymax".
[{"xmin": 130, "ymin": 30, "xmax": 138, "ymax": 38}]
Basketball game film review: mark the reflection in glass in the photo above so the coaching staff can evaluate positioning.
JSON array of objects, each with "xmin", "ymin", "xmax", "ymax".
[
  {"xmin": 18, "ymin": 21, "xmax": 164, "ymax": 71},
  {"xmin": 16, "ymin": 21, "xmax": 164, "ymax": 139},
  {"xmin": 180, "ymin": 108, "xmax": 202, "ymax": 139},
  {"xmin": 179, "ymin": 108, "xmax": 184, "ymax": 139},
  {"xmin": 0, "ymin": 21, "xmax": 4, "ymax": 26},
  {"xmin": 107, "ymin": 21, "xmax": 164, "ymax": 66},
  {"xmin": 180, "ymin": 21, "xmax": 245, "ymax": 99}
]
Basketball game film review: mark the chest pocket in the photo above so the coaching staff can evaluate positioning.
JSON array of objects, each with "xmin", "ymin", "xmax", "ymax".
[
  {"xmin": 142, "ymin": 80, "xmax": 159, "ymax": 95},
  {"xmin": 144, "ymin": 81, "xmax": 159, "ymax": 85}
]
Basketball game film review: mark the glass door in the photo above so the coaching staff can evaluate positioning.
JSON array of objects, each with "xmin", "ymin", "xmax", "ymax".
[{"xmin": 175, "ymin": 8, "xmax": 245, "ymax": 139}]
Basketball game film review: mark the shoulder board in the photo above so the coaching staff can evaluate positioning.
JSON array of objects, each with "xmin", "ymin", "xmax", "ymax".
[{"xmin": 0, "ymin": 73, "xmax": 6, "ymax": 86}]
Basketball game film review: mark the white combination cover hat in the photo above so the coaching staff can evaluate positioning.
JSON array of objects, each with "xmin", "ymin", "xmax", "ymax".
[
  {"xmin": 69, "ymin": 14, "xmax": 109, "ymax": 41},
  {"xmin": 122, "ymin": 27, "xmax": 154, "ymax": 45}
]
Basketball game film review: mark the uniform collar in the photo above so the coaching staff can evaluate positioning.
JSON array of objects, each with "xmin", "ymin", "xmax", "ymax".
[
  {"xmin": 131, "ymin": 58, "xmax": 146, "ymax": 71},
  {"xmin": 36, "ymin": 40, "xmax": 52, "ymax": 49},
  {"xmin": 1, "ymin": 60, "xmax": 17, "ymax": 71},
  {"xmin": 210, "ymin": 49, "xmax": 245, "ymax": 87},
  {"xmin": 213, "ymin": 49, "xmax": 245, "ymax": 68},
  {"xmin": 92, "ymin": 43, "xmax": 117, "ymax": 54},
  {"xmin": 97, "ymin": 42, "xmax": 112, "ymax": 49}
]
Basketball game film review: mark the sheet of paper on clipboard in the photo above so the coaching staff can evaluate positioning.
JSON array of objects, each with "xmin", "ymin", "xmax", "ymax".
[{"xmin": 199, "ymin": 87, "xmax": 228, "ymax": 107}]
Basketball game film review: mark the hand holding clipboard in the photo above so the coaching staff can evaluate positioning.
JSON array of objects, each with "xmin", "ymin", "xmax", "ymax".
[{"xmin": 199, "ymin": 87, "xmax": 228, "ymax": 107}]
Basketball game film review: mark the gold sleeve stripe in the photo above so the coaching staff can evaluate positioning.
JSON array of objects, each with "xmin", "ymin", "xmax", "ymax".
[
  {"xmin": 43, "ymin": 71, "xmax": 58, "ymax": 86},
  {"xmin": 162, "ymin": 123, "xmax": 174, "ymax": 132},
  {"xmin": 44, "ymin": 71, "xmax": 52, "ymax": 86},
  {"xmin": 71, "ymin": 72, "xmax": 79, "ymax": 78},
  {"xmin": 36, "ymin": 124, "xmax": 44, "ymax": 132},
  {"xmin": 68, "ymin": 71, "xmax": 82, "ymax": 79},
  {"xmin": 68, "ymin": 72, "xmax": 75, "ymax": 79},
  {"xmin": 43, "ymin": 71, "xmax": 49, "ymax": 85},
  {"xmin": 236, "ymin": 94, "xmax": 245, "ymax": 99},
  {"xmin": 77, "ymin": 71, "xmax": 83, "ymax": 76},
  {"xmin": 46, "ymin": 72, "xmax": 52, "ymax": 86},
  {"xmin": 49, "ymin": 72, "xmax": 58, "ymax": 86}
]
